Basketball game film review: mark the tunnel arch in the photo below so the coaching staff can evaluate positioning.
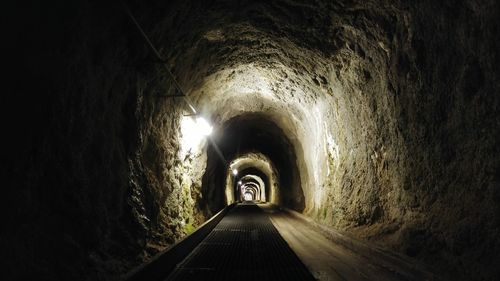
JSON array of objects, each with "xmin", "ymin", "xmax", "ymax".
[
  {"xmin": 242, "ymin": 181, "xmax": 260, "ymax": 201},
  {"xmin": 226, "ymin": 165, "xmax": 269, "ymax": 204},
  {"xmin": 237, "ymin": 174, "xmax": 265, "ymax": 202},
  {"xmin": 223, "ymin": 155, "xmax": 276, "ymax": 205},
  {"xmin": 6, "ymin": 1, "xmax": 500, "ymax": 280},
  {"xmin": 201, "ymin": 114, "xmax": 304, "ymax": 215},
  {"xmin": 229, "ymin": 153, "xmax": 279, "ymax": 203},
  {"xmin": 243, "ymin": 191, "xmax": 255, "ymax": 201},
  {"xmin": 230, "ymin": 167, "xmax": 268, "ymax": 203}
]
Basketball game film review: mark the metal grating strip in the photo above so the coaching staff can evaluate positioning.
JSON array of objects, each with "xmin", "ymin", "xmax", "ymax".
[{"xmin": 165, "ymin": 203, "xmax": 315, "ymax": 281}]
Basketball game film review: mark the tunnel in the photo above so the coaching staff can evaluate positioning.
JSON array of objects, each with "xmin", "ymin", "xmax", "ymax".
[
  {"xmin": 202, "ymin": 114, "xmax": 303, "ymax": 215},
  {"xmin": 237, "ymin": 174, "xmax": 266, "ymax": 201},
  {"xmin": 4, "ymin": 0, "xmax": 500, "ymax": 280}
]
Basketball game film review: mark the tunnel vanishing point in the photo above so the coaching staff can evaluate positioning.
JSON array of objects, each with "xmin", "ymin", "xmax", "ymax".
[{"xmin": 3, "ymin": 0, "xmax": 500, "ymax": 280}]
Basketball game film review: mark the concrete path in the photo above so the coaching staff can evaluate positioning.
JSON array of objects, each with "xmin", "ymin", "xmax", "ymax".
[{"xmin": 262, "ymin": 203, "xmax": 440, "ymax": 281}]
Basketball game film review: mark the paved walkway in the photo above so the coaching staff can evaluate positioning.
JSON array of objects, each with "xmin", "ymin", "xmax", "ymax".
[{"xmin": 262, "ymin": 204, "xmax": 439, "ymax": 281}]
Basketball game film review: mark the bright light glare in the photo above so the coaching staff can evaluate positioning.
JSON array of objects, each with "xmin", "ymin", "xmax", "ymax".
[
  {"xmin": 196, "ymin": 117, "xmax": 213, "ymax": 136},
  {"xmin": 232, "ymin": 169, "xmax": 238, "ymax": 176},
  {"xmin": 180, "ymin": 116, "xmax": 212, "ymax": 158},
  {"xmin": 244, "ymin": 192, "xmax": 253, "ymax": 201},
  {"xmin": 238, "ymin": 181, "xmax": 242, "ymax": 185}
]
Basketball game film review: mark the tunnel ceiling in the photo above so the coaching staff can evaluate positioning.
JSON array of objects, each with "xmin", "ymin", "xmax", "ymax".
[
  {"xmin": 151, "ymin": 0, "xmax": 393, "ymax": 91},
  {"xmin": 216, "ymin": 114, "xmax": 295, "ymax": 177}
]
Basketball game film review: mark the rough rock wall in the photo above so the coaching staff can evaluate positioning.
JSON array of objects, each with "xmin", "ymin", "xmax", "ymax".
[
  {"xmin": 4, "ymin": 0, "xmax": 499, "ymax": 280},
  {"xmin": 309, "ymin": 1, "xmax": 500, "ymax": 280},
  {"xmin": 300, "ymin": 1, "xmax": 500, "ymax": 279},
  {"xmin": 4, "ymin": 1, "xmax": 207, "ymax": 280},
  {"xmin": 389, "ymin": 1, "xmax": 500, "ymax": 279},
  {"xmin": 147, "ymin": 0, "xmax": 500, "ymax": 279}
]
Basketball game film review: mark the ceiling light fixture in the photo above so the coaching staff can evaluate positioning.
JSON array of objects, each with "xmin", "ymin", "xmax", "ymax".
[{"xmin": 196, "ymin": 117, "xmax": 213, "ymax": 136}]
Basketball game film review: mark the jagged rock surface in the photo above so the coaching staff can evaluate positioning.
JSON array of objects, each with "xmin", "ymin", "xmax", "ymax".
[{"xmin": 4, "ymin": 0, "xmax": 499, "ymax": 280}]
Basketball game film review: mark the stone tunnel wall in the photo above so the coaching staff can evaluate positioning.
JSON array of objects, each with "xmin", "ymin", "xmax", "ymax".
[
  {"xmin": 4, "ymin": 1, "xmax": 208, "ymax": 280},
  {"xmin": 159, "ymin": 1, "xmax": 499, "ymax": 279},
  {"xmin": 386, "ymin": 1, "xmax": 500, "ymax": 278},
  {"xmin": 3, "ymin": 0, "xmax": 499, "ymax": 281}
]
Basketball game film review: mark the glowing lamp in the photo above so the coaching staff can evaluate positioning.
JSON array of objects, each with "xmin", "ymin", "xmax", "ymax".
[{"xmin": 196, "ymin": 117, "xmax": 212, "ymax": 136}]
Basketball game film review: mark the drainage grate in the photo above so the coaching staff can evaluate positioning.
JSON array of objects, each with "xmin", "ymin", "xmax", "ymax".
[{"xmin": 166, "ymin": 203, "xmax": 315, "ymax": 281}]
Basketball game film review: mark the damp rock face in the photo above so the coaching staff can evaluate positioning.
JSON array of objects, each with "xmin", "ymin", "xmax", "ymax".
[{"xmin": 4, "ymin": 0, "xmax": 499, "ymax": 280}]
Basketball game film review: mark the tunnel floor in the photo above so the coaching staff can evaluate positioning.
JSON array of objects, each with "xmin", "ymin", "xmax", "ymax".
[
  {"xmin": 166, "ymin": 202, "xmax": 315, "ymax": 281},
  {"xmin": 263, "ymin": 204, "xmax": 438, "ymax": 281}
]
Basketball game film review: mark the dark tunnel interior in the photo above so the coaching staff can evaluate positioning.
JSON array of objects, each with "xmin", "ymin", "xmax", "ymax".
[
  {"xmin": 234, "ymin": 167, "xmax": 269, "ymax": 201},
  {"xmin": 3, "ymin": 0, "xmax": 500, "ymax": 280},
  {"xmin": 201, "ymin": 114, "xmax": 303, "ymax": 216}
]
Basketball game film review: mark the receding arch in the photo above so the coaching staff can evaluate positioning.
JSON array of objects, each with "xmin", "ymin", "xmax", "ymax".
[
  {"xmin": 239, "ymin": 175, "xmax": 265, "ymax": 201},
  {"xmin": 223, "ymin": 152, "xmax": 280, "ymax": 205}
]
